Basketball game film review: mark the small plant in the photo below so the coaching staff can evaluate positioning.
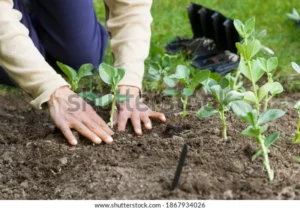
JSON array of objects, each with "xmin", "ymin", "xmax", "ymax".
[
  {"xmin": 145, "ymin": 46, "xmax": 179, "ymax": 93},
  {"xmin": 197, "ymin": 78, "xmax": 244, "ymax": 140},
  {"xmin": 292, "ymin": 101, "xmax": 300, "ymax": 144},
  {"xmin": 287, "ymin": 8, "xmax": 300, "ymax": 21},
  {"xmin": 146, "ymin": 58, "xmax": 176, "ymax": 94},
  {"xmin": 232, "ymin": 100, "xmax": 285, "ymax": 181},
  {"xmin": 57, "ymin": 62, "xmax": 94, "ymax": 91},
  {"xmin": 163, "ymin": 65, "xmax": 210, "ymax": 117},
  {"xmin": 96, "ymin": 63, "xmax": 128, "ymax": 128},
  {"xmin": 291, "ymin": 62, "xmax": 300, "ymax": 144},
  {"xmin": 234, "ymin": 18, "xmax": 283, "ymax": 115}
]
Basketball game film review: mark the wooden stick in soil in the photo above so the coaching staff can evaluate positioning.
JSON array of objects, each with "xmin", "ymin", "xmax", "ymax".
[{"xmin": 171, "ymin": 144, "xmax": 188, "ymax": 191}]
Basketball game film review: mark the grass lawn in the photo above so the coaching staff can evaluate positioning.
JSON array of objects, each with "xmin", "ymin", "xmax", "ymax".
[{"xmin": 94, "ymin": 0, "xmax": 300, "ymax": 91}]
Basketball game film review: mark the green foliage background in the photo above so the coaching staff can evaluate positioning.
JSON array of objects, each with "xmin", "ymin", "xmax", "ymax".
[{"xmin": 94, "ymin": 0, "xmax": 300, "ymax": 91}]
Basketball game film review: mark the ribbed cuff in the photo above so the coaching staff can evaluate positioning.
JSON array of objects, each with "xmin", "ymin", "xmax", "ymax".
[{"xmin": 30, "ymin": 76, "xmax": 70, "ymax": 109}]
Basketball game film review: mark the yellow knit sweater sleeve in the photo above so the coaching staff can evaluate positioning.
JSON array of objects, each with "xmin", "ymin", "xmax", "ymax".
[
  {"xmin": 104, "ymin": 0, "xmax": 153, "ymax": 90},
  {"xmin": 0, "ymin": 0, "xmax": 69, "ymax": 109}
]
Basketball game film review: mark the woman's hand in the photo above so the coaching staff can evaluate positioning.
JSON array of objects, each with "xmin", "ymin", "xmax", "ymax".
[
  {"xmin": 48, "ymin": 86, "xmax": 114, "ymax": 145},
  {"xmin": 114, "ymin": 85, "xmax": 166, "ymax": 135}
]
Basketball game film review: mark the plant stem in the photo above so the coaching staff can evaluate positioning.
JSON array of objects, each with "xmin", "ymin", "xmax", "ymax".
[
  {"xmin": 293, "ymin": 114, "xmax": 300, "ymax": 143},
  {"xmin": 233, "ymin": 69, "xmax": 241, "ymax": 91},
  {"xmin": 110, "ymin": 90, "xmax": 117, "ymax": 129},
  {"xmin": 257, "ymin": 134, "xmax": 274, "ymax": 181},
  {"xmin": 182, "ymin": 97, "xmax": 188, "ymax": 117},
  {"xmin": 264, "ymin": 95, "xmax": 270, "ymax": 112},
  {"xmin": 71, "ymin": 82, "xmax": 77, "ymax": 92},
  {"xmin": 246, "ymin": 60, "xmax": 260, "ymax": 114},
  {"xmin": 219, "ymin": 108, "xmax": 227, "ymax": 140}
]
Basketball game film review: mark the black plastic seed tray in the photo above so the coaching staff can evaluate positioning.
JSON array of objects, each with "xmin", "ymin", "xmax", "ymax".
[{"xmin": 165, "ymin": 2, "xmax": 241, "ymax": 75}]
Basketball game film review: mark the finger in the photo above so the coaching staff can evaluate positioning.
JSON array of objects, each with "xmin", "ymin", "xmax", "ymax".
[
  {"xmin": 131, "ymin": 112, "xmax": 142, "ymax": 135},
  {"xmin": 58, "ymin": 125, "xmax": 78, "ymax": 146},
  {"xmin": 83, "ymin": 117, "xmax": 113, "ymax": 144},
  {"xmin": 141, "ymin": 115, "xmax": 152, "ymax": 130},
  {"xmin": 118, "ymin": 111, "xmax": 130, "ymax": 132},
  {"xmin": 89, "ymin": 110, "xmax": 114, "ymax": 135},
  {"xmin": 149, "ymin": 111, "xmax": 167, "ymax": 122},
  {"xmin": 71, "ymin": 121, "xmax": 102, "ymax": 144}
]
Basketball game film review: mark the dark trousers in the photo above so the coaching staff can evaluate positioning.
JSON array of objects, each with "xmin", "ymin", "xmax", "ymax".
[{"xmin": 0, "ymin": 0, "xmax": 108, "ymax": 86}]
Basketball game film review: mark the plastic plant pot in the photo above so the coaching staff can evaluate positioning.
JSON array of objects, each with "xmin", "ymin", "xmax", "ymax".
[
  {"xmin": 198, "ymin": 7, "xmax": 215, "ymax": 39},
  {"xmin": 223, "ymin": 19, "xmax": 240, "ymax": 53},
  {"xmin": 211, "ymin": 12, "xmax": 227, "ymax": 51},
  {"xmin": 187, "ymin": 3, "xmax": 203, "ymax": 38}
]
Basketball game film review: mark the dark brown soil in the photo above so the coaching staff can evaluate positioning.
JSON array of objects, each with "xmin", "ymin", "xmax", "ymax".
[{"xmin": 0, "ymin": 91, "xmax": 300, "ymax": 200}]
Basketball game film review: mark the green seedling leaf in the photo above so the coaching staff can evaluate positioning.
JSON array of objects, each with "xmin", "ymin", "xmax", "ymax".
[
  {"xmin": 219, "ymin": 78, "xmax": 230, "ymax": 89},
  {"xmin": 257, "ymin": 58, "xmax": 267, "ymax": 72},
  {"xmin": 57, "ymin": 61, "xmax": 77, "ymax": 81},
  {"xmin": 148, "ymin": 66, "xmax": 159, "ymax": 75},
  {"xmin": 239, "ymin": 59, "xmax": 264, "ymax": 83},
  {"xmin": 236, "ymin": 43, "xmax": 245, "ymax": 57},
  {"xmin": 240, "ymin": 110, "xmax": 258, "ymax": 127},
  {"xmin": 244, "ymin": 17, "xmax": 255, "ymax": 35},
  {"xmin": 287, "ymin": 8, "xmax": 300, "ymax": 21},
  {"xmin": 270, "ymin": 82, "xmax": 284, "ymax": 96},
  {"xmin": 79, "ymin": 92, "xmax": 97, "ymax": 102},
  {"xmin": 163, "ymin": 77, "xmax": 176, "ymax": 88},
  {"xmin": 183, "ymin": 88, "xmax": 194, "ymax": 97},
  {"xmin": 116, "ymin": 94, "xmax": 128, "ymax": 103},
  {"xmin": 260, "ymin": 124, "xmax": 269, "ymax": 134},
  {"xmin": 223, "ymin": 90, "xmax": 244, "ymax": 105},
  {"xmin": 95, "ymin": 94, "xmax": 114, "ymax": 107},
  {"xmin": 191, "ymin": 70, "xmax": 210, "ymax": 88},
  {"xmin": 266, "ymin": 57, "xmax": 278, "ymax": 73},
  {"xmin": 293, "ymin": 132, "xmax": 300, "ymax": 144},
  {"xmin": 163, "ymin": 90, "xmax": 179, "ymax": 96},
  {"xmin": 243, "ymin": 91, "xmax": 258, "ymax": 104},
  {"xmin": 210, "ymin": 85, "xmax": 223, "ymax": 103},
  {"xmin": 292, "ymin": 62, "xmax": 300, "ymax": 74},
  {"xmin": 258, "ymin": 83, "xmax": 272, "ymax": 102},
  {"xmin": 241, "ymin": 126, "xmax": 260, "ymax": 138},
  {"xmin": 251, "ymin": 59, "xmax": 265, "ymax": 83},
  {"xmin": 256, "ymin": 29, "xmax": 267, "ymax": 39},
  {"xmin": 174, "ymin": 65, "xmax": 190, "ymax": 79},
  {"xmin": 231, "ymin": 100, "xmax": 253, "ymax": 118},
  {"xmin": 115, "ymin": 67, "xmax": 126, "ymax": 84},
  {"xmin": 245, "ymin": 39, "xmax": 261, "ymax": 60},
  {"xmin": 294, "ymin": 101, "xmax": 300, "ymax": 110},
  {"xmin": 99, "ymin": 63, "xmax": 115, "ymax": 85},
  {"xmin": 252, "ymin": 132, "xmax": 280, "ymax": 161},
  {"xmin": 296, "ymin": 157, "xmax": 300, "ymax": 163},
  {"xmin": 258, "ymin": 109, "xmax": 285, "ymax": 125},
  {"xmin": 209, "ymin": 72, "xmax": 222, "ymax": 83},
  {"xmin": 234, "ymin": 19, "xmax": 245, "ymax": 38},
  {"xmin": 78, "ymin": 63, "xmax": 93, "ymax": 79},
  {"xmin": 196, "ymin": 104, "xmax": 218, "ymax": 119}
]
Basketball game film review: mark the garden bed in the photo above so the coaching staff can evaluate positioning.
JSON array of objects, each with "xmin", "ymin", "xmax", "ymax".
[{"xmin": 0, "ymin": 91, "xmax": 300, "ymax": 200}]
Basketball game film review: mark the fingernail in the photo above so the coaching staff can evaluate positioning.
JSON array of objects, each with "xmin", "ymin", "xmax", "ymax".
[
  {"xmin": 72, "ymin": 139, "xmax": 78, "ymax": 145},
  {"xmin": 107, "ymin": 137, "xmax": 113, "ymax": 143},
  {"xmin": 95, "ymin": 138, "xmax": 102, "ymax": 144},
  {"xmin": 162, "ymin": 116, "xmax": 166, "ymax": 121},
  {"xmin": 136, "ymin": 129, "xmax": 142, "ymax": 135},
  {"xmin": 146, "ymin": 123, "xmax": 152, "ymax": 129}
]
